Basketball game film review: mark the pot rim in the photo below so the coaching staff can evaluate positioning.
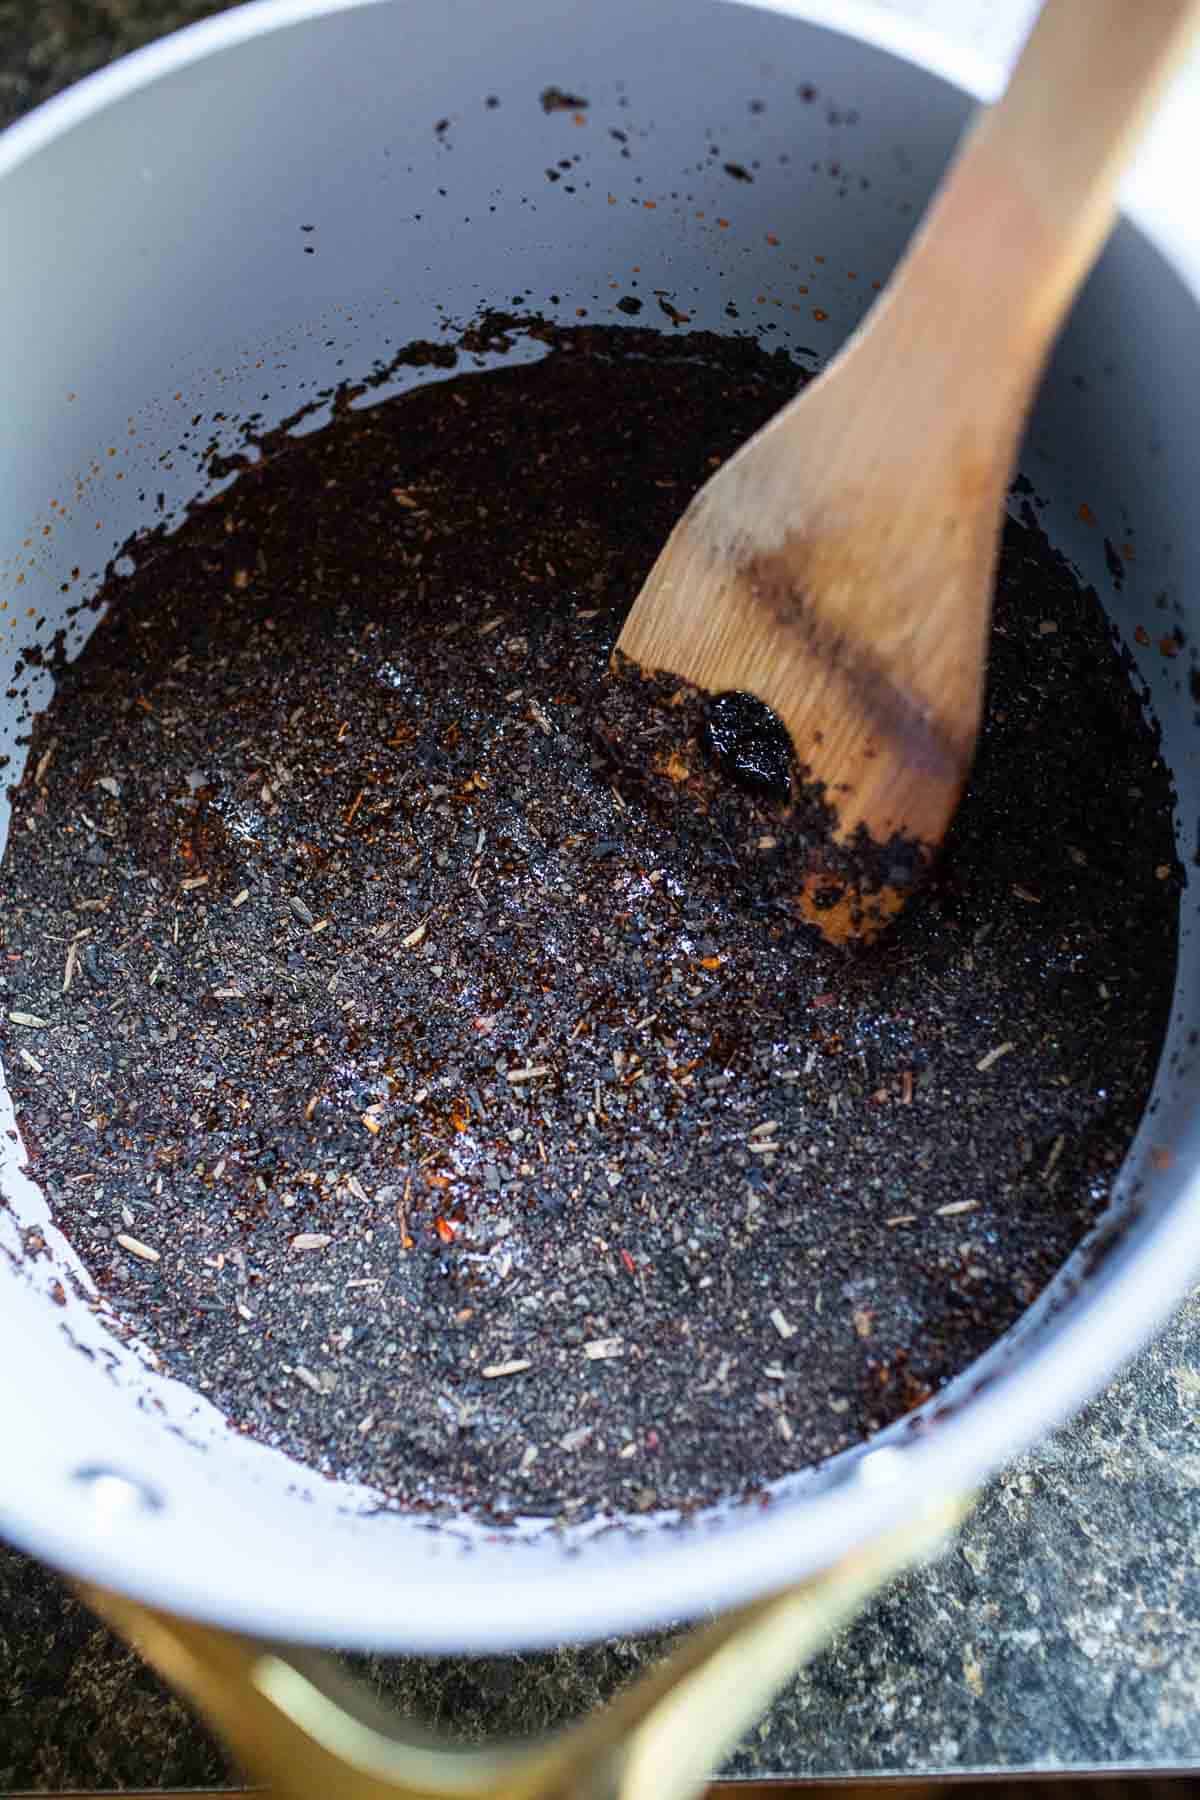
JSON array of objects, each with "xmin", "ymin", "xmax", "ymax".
[{"xmin": 1, "ymin": 0, "xmax": 1199, "ymax": 1650}]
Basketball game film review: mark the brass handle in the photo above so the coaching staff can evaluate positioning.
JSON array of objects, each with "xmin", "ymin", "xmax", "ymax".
[{"xmin": 80, "ymin": 1494, "xmax": 970, "ymax": 1800}]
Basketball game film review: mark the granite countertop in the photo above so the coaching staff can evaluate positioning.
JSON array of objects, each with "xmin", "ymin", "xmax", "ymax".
[
  {"xmin": 2, "ymin": 1, "xmax": 1200, "ymax": 1791},
  {"xmin": 4, "ymin": 1297, "xmax": 1200, "ymax": 1790}
]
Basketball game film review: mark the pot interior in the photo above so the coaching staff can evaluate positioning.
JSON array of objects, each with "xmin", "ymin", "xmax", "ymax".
[{"xmin": 1, "ymin": 0, "xmax": 1198, "ymax": 1650}]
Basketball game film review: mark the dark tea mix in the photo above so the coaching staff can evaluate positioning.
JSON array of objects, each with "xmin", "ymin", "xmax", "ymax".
[{"xmin": 0, "ymin": 319, "xmax": 1178, "ymax": 1522}]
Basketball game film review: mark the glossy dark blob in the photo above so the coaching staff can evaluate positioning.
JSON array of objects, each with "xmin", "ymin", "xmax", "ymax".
[
  {"xmin": 807, "ymin": 883, "xmax": 844, "ymax": 910},
  {"xmin": 704, "ymin": 690, "xmax": 793, "ymax": 802}
]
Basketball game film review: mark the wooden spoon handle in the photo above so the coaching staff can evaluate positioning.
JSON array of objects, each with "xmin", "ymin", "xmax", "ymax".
[
  {"xmin": 980, "ymin": 0, "xmax": 1199, "ymax": 285},
  {"xmin": 886, "ymin": 0, "xmax": 1200, "ymax": 395}
]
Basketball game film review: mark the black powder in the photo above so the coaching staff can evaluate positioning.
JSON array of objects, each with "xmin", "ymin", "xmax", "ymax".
[{"xmin": 0, "ymin": 320, "xmax": 1179, "ymax": 1523}]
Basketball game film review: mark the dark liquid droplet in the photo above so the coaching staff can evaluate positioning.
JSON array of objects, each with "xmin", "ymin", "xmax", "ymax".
[{"xmin": 704, "ymin": 691, "xmax": 792, "ymax": 803}]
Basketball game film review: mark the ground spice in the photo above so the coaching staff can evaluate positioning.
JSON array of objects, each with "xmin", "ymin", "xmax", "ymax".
[{"xmin": 0, "ymin": 318, "xmax": 1178, "ymax": 1523}]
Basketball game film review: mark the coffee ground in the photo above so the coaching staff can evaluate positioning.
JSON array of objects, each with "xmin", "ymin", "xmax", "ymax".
[{"xmin": 0, "ymin": 320, "xmax": 1178, "ymax": 1523}]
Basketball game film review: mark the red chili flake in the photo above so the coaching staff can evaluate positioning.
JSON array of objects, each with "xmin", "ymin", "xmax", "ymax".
[
  {"xmin": 620, "ymin": 1248, "xmax": 636, "ymax": 1275},
  {"xmin": 813, "ymin": 308, "xmax": 829, "ymax": 321},
  {"xmin": 766, "ymin": 232, "xmax": 780, "ymax": 245},
  {"xmin": 1134, "ymin": 625, "xmax": 1150, "ymax": 646},
  {"xmin": 435, "ymin": 1216, "xmax": 457, "ymax": 1243}
]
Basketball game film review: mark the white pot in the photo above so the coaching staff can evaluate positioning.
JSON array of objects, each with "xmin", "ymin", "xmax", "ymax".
[{"xmin": 1, "ymin": 0, "xmax": 1198, "ymax": 1653}]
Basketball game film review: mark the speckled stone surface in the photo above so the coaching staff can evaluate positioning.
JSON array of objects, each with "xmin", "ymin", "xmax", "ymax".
[
  {"xmin": 4, "ymin": 1298, "xmax": 1200, "ymax": 1787},
  {"xmin": 3, "ymin": 1, "xmax": 1200, "ymax": 1790}
]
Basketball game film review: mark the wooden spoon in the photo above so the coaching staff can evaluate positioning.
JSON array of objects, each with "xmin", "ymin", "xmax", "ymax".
[{"xmin": 614, "ymin": 0, "xmax": 1197, "ymax": 945}]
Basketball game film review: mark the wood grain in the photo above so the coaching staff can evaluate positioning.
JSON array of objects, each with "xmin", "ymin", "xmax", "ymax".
[{"xmin": 617, "ymin": 0, "xmax": 1199, "ymax": 943}]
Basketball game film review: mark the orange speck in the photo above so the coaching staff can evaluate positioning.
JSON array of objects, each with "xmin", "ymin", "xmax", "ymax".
[
  {"xmin": 427, "ymin": 1171, "xmax": 451, "ymax": 1191},
  {"xmin": 1134, "ymin": 624, "xmax": 1150, "ymax": 646},
  {"xmin": 576, "ymin": 307, "xmax": 588, "ymax": 317},
  {"xmin": 797, "ymin": 284, "xmax": 809, "ymax": 294},
  {"xmin": 695, "ymin": 210, "xmax": 705, "ymax": 219},
  {"xmin": 813, "ymin": 308, "xmax": 828, "ymax": 321},
  {"xmin": 1151, "ymin": 1146, "xmax": 1174, "ymax": 1171},
  {"xmin": 847, "ymin": 270, "xmax": 857, "ymax": 279},
  {"xmin": 573, "ymin": 112, "xmax": 586, "ymax": 126},
  {"xmin": 1078, "ymin": 502, "xmax": 1095, "ymax": 525},
  {"xmin": 1159, "ymin": 635, "xmax": 1181, "ymax": 658},
  {"xmin": 435, "ymin": 1216, "xmax": 457, "ymax": 1242},
  {"xmin": 717, "ymin": 218, "xmax": 730, "ymax": 229},
  {"xmin": 766, "ymin": 233, "xmax": 780, "ymax": 246},
  {"xmin": 643, "ymin": 200, "xmax": 656, "ymax": 209},
  {"xmin": 814, "ymin": 254, "xmax": 825, "ymax": 263},
  {"xmin": 698, "ymin": 955, "xmax": 722, "ymax": 970},
  {"xmin": 1122, "ymin": 542, "xmax": 1135, "ymax": 560},
  {"xmin": 608, "ymin": 193, "xmax": 617, "ymax": 205},
  {"xmin": 449, "ymin": 1096, "xmax": 472, "ymax": 1133}
]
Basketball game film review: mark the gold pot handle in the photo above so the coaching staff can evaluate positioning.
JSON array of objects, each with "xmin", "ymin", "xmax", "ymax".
[{"xmin": 80, "ymin": 1493, "xmax": 970, "ymax": 1800}]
